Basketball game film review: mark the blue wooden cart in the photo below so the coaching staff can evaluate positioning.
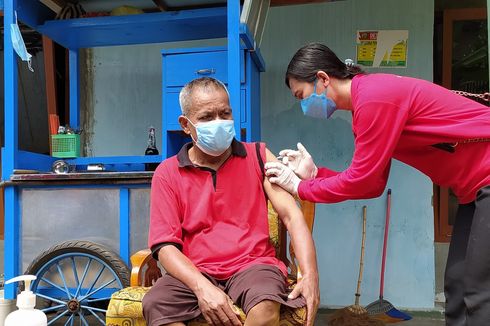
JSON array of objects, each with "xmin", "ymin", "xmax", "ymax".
[{"xmin": 2, "ymin": 1, "xmax": 266, "ymax": 324}]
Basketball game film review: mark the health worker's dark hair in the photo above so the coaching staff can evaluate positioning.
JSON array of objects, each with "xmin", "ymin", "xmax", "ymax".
[{"xmin": 285, "ymin": 42, "xmax": 365, "ymax": 88}]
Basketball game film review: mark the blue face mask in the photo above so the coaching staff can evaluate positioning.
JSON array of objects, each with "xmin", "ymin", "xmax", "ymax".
[
  {"xmin": 11, "ymin": 12, "xmax": 33, "ymax": 72},
  {"xmin": 300, "ymin": 80, "xmax": 336, "ymax": 119},
  {"xmin": 187, "ymin": 119, "xmax": 236, "ymax": 156}
]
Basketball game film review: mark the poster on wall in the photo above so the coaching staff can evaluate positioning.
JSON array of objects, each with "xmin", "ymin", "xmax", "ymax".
[{"xmin": 356, "ymin": 30, "xmax": 408, "ymax": 68}]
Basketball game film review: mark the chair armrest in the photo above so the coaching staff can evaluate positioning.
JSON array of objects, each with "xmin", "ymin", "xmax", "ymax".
[{"xmin": 130, "ymin": 249, "xmax": 162, "ymax": 287}]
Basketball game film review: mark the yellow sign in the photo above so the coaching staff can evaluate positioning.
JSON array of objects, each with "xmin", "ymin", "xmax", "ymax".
[{"xmin": 356, "ymin": 30, "xmax": 408, "ymax": 67}]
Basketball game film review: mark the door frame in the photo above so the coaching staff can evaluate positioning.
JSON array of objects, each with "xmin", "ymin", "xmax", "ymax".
[{"xmin": 435, "ymin": 7, "xmax": 487, "ymax": 243}]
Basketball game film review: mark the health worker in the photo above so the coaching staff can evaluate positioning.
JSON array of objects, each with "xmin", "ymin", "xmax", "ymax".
[{"xmin": 264, "ymin": 42, "xmax": 490, "ymax": 326}]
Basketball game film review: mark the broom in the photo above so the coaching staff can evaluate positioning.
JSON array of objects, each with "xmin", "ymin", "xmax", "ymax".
[
  {"xmin": 328, "ymin": 206, "xmax": 385, "ymax": 326},
  {"xmin": 365, "ymin": 189, "xmax": 412, "ymax": 323}
]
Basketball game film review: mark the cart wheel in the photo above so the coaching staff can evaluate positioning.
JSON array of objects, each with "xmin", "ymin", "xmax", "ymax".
[{"xmin": 25, "ymin": 240, "xmax": 130, "ymax": 325}]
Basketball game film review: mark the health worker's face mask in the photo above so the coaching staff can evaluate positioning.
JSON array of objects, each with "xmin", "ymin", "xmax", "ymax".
[
  {"xmin": 187, "ymin": 118, "xmax": 236, "ymax": 156},
  {"xmin": 300, "ymin": 80, "xmax": 336, "ymax": 119},
  {"xmin": 11, "ymin": 12, "xmax": 34, "ymax": 72}
]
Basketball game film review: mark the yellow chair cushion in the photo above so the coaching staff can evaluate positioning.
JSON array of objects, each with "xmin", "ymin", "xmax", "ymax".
[{"xmin": 268, "ymin": 201, "xmax": 281, "ymax": 249}]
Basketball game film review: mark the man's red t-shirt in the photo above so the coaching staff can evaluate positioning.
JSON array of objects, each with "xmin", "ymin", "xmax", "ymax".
[{"xmin": 148, "ymin": 140, "xmax": 287, "ymax": 280}]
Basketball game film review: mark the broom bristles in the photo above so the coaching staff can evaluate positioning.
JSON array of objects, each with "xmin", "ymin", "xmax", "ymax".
[
  {"xmin": 328, "ymin": 306, "xmax": 386, "ymax": 326},
  {"xmin": 366, "ymin": 299, "xmax": 412, "ymax": 322},
  {"xmin": 347, "ymin": 304, "xmax": 367, "ymax": 315}
]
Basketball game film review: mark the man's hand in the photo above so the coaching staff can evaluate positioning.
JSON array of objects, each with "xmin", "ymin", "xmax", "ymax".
[
  {"xmin": 288, "ymin": 273, "xmax": 320, "ymax": 326},
  {"xmin": 279, "ymin": 143, "xmax": 318, "ymax": 180},
  {"xmin": 264, "ymin": 162, "xmax": 301, "ymax": 195},
  {"xmin": 195, "ymin": 281, "xmax": 242, "ymax": 326}
]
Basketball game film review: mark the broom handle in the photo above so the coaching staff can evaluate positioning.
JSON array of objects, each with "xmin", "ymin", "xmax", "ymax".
[
  {"xmin": 355, "ymin": 205, "xmax": 367, "ymax": 306},
  {"xmin": 379, "ymin": 189, "xmax": 391, "ymax": 299}
]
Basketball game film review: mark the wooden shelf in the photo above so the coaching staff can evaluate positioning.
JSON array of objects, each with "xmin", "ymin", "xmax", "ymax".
[{"xmin": 35, "ymin": 7, "xmax": 228, "ymax": 49}]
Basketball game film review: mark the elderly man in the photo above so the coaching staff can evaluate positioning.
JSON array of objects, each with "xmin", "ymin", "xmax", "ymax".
[{"xmin": 143, "ymin": 77, "xmax": 319, "ymax": 326}]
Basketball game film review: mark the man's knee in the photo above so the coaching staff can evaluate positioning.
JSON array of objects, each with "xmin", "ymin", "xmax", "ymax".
[{"xmin": 246, "ymin": 300, "xmax": 281, "ymax": 326}]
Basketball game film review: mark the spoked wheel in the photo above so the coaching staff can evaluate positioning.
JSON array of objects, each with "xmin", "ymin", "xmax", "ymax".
[{"xmin": 25, "ymin": 240, "xmax": 130, "ymax": 325}]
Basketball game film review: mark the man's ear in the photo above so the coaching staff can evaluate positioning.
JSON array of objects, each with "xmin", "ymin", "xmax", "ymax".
[
  {"xmin": 178, "ymin": 115, "xmax": 191, "ymax": 135},
  {"xmin": 316, "ymin": 71, "xmax": 330, "ymax": 87}
]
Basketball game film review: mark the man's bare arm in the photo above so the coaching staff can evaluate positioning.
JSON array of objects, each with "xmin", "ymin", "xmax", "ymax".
[{"xmin": 263, "ymin": 147, "xmax": 320, "ymax": 326}]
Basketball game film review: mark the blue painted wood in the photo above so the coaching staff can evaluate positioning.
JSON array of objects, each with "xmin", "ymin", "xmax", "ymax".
[
  {"xmin": 163, "ymin": 91, "xmax": 183, "ymax": 131},
  {"xmin": 162, "ymin": 53, "xmax": 169, "ymax": 157},
  {"xmin": 11, "ymin": 151, "xmax": 159, "ymax": 176},
  {"xmin": 36, "ymin": 8, "xmax": 228, "ymax": 49},
  {"xmin": 119, "ymin": 188, "xmax": 130, "ymax": 265},
  {"xmin": 3, "ymin": 187, "xmax": 19, "ymax": 299},
  {"xmin": 163, "ymin": 49, "xmax": 245, "ymax": 86},
  {"xmin": 228, "ymin": 0, "xmax": 242, "ymax": 140},
  {"xmin": 244, "ymin": 53, "xmax": 261, "ymax": 142},
  {"xmin": 3, "ymin": 0, "xmax": 19, "ymax": 299},
  {"xmin": 239, "ymin": 24, "xmax": 266, "ymax": 72},
  {"xmin": 16, "ymin": 0, "xmax": 54, "ymax": 27},
  {"xmin": 69, "ymin": 49, "xmax": 80, "ymax": 128},
  {"xmin": 3, "ymin": 0, "xmax": 18, "ymax": 180},
  {"xmin": 64, "ymin": 155, "xmax": 162, "ymax": 172},
  {"xmin": 17, "ymin": 150, "xmax": 56, "ymax": 171},
  {"xmin": 240, "ymin": 89, "xmax": 246, "ymax": 126},
  {"xmin": 67, "ymin": 155, "xmax": 163, "ymax": 165}
]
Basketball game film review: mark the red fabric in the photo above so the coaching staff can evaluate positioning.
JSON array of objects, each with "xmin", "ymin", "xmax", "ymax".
[
  {"xmin": 298, "ymin": 73, "xmax": 490, "ymax": 204},
  {"xmin": 316, "ymin": 167, "xmax": 340, "ymax": 178},
  {"xmin": 148, "ymin": 142, "xmax": 287, "ymax": 280}
]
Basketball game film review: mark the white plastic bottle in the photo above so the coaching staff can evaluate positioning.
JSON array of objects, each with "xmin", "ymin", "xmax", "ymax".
[{"xmin": 4, "ymin": 275, "xmax": 47, "ymax": 326}]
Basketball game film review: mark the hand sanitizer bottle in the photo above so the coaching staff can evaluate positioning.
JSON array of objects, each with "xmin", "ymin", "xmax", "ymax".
[{"xmin": 4, "ymin": 275, "xmax": 47, "ymax": 326}]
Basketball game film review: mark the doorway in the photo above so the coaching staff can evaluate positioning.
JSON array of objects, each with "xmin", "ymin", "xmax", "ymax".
[
  {"xmin": 433, "ymin": 2, "xmax": 488, "ymax": 307},
  {"xmin": 434, "ymin": 7, "xmax": 488, "ymax": 243}
]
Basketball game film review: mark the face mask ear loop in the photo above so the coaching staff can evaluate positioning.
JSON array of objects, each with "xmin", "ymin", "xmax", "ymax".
[
  {"xmin": 185, "ymin": 116, "xmax": 198, "ymax": 144},
  {"xmin": 27, "ymin": 57, "xmax": 34, "ymax": 73}
]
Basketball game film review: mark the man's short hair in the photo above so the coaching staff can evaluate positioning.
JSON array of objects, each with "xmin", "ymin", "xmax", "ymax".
[{"xmin": 179, "ymin": 77, "xmax": 230, "ymax": 116}]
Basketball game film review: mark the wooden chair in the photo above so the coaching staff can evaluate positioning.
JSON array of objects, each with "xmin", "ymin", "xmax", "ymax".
[{"xmin": 106, "ymin": 200, "xmax": 315, "ymax": 326}]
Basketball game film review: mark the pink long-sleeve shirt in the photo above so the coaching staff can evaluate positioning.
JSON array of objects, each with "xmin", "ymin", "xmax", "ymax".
[{"xmin": 298, "ymin": 73, "xmax": 490, "ymax": 204}]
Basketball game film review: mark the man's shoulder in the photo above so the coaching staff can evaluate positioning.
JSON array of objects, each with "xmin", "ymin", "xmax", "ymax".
[
  {"xmin": 240, "ymin": 141, "xmax": 266, "ymax": 150},
  {"xmin": 153, "ymin": 155, "xmax": 179, "ymax": 178}
]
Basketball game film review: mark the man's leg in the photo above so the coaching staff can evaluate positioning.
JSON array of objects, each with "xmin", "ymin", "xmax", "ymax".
[
  {"xmin": 444, "ymin": 202, "xmax": 474, "ymax": 325},
  {"xmin": 225, "ymin": 264, "xmax": 305, "ymax": 326},
  {"xmin": 463, "ymin": 186, "xmax": 490, "ymax": 325},
  {"xmin": 244, "ymin": 300, "xmax": 280, "ymax": 326},
  {"xmin": 142, "ymin": 273, "xmax": 203, "ymax": 326}
]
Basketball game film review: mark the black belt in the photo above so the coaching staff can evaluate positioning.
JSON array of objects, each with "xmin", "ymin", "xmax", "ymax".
[{"xmin": 432, "ymin": 138, "xmax": 490, "ymax": 153}]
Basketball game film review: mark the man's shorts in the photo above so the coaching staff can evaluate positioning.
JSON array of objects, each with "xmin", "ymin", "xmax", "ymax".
[{"xmin": 142, "ymin": 264, "xmax": 305, "ymax": 326}]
